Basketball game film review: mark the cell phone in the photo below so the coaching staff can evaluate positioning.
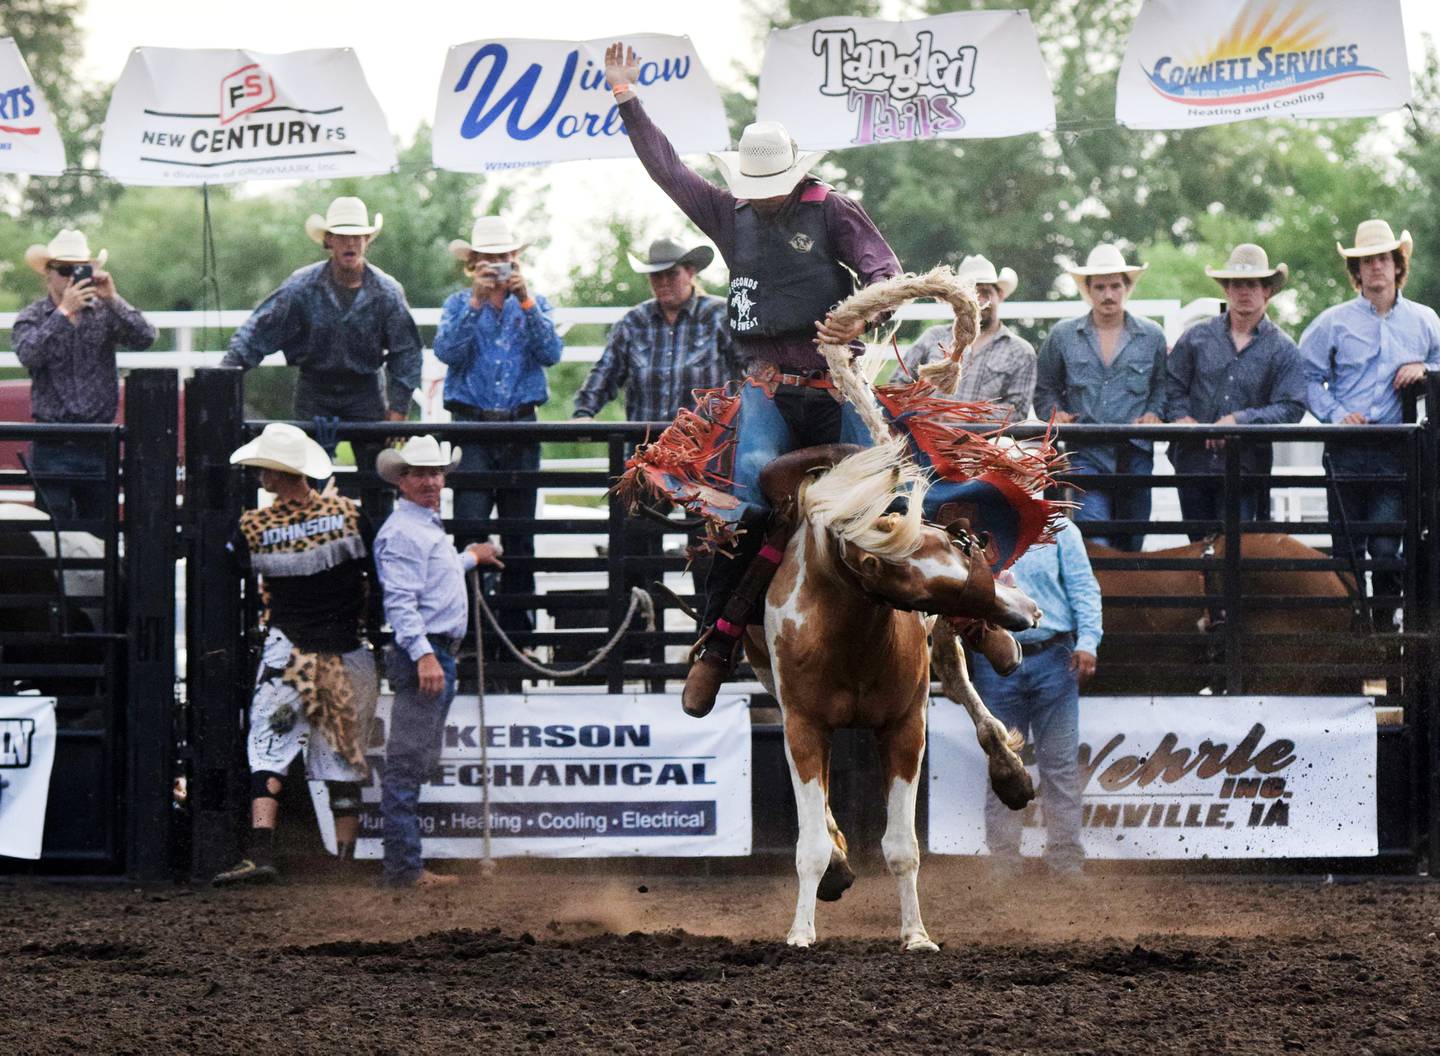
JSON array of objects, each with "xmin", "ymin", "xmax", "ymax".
[
  {"xmin": 71, "ymin": 263, "xmax": 93, "ymax": 283},
  {"xmin": 489, "ymin": 262, "xmax": 513, "ymax": 281}
]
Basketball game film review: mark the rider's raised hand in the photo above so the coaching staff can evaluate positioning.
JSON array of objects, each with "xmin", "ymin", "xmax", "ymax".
[{"xmin": 605, "ymin": 43, "xmax": 640, "ymax": 92}]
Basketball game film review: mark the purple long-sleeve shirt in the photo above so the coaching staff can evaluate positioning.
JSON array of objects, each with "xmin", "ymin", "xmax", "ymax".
[
  {"xmin": 14, "ymin": 294, "xmax": 157, "ymax": 423},
  {"xmin": 619, "ymin": 96, "xmax": 901, "ymax": 372}
]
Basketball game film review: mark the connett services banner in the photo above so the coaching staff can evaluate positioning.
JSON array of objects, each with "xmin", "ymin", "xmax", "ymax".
[
  {"xmin": 99, "ymin": 47, "xmax": 396, "ymax": 185},
  {"xmin": 433, "ymin": 35, "xmax": 728, "ymax": 171},
  {"xmin": 928, "ymin": 696, "xmax": 1377, "ymax": 859},
  {"xmin": 312, "ymin": 693, "xmax": 751, "ymax": 857},
  {"xmin": 756, "ymin": 11, "xmax": 1055, "ymax": 149},
  {"xmin": 0, "ymin": 697, "xmax": 57, "ymax": 860},
  {"xmin": 1116, "ymin": 0, "xmax": 1412, "ymax": 128},
  {"xmin": 0, "ymin": 39, "xmax": 66, "ymax": 175}
]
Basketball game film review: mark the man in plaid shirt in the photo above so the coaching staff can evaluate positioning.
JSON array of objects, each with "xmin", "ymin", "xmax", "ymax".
[
  {"xmin": 902, "ymin": 254, "xmax": 1035, "ymax": 419},
  {"xmin": 573, "ymin": 238, "xmax": 741, "ymax": 422}
]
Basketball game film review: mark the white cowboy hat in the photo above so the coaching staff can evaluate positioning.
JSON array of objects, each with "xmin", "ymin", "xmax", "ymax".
[
  {"xmin": 304, "ymin": 196, "xmax": 383, "ymax": 245},
  {"xmin": 25, "ymin": 229, "xmax": 108, "ymax": 275},
  {"xmin": 1067, "ymin": 243, "xmax": 1148, "ymax": 303},
  {"xmin": 710, "ymin": 121, "xmax": 826, "ymax": 200},
  {"xmin": 448, "ymin": 216, "xmax": 529, "ymax": 262},
  {"xmin": 627, "ymin": 236, "xmax": 715, "ymax": 274},
  {"xmin": 956, "ymin": 254, "xmax": 1018, "ymax": 299},
  {"xmin": 376, "ymin": 434, "xmax": 462, "ymax": 485},
  {"xmin": 1337, "ymin": 219, "xmax": 1412, "ymax": 259},
  {"xmin": 1205, "ymin": 243, "xmax": 1288, "ymax": 289},
  {"xmin": 229, "ymin": 423, "xmax": 333, "ymax": 479}
]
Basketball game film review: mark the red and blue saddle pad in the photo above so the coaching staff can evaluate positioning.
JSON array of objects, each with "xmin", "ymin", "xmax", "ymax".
[{"xmin": 615, "ymin": 378, "xmax": 1065, "ymax": 571}]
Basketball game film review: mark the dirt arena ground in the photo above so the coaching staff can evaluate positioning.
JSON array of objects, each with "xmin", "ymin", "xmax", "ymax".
[{"xmin": 2, "ymin": 860, "xmax": 1437, "ymax": 1055}]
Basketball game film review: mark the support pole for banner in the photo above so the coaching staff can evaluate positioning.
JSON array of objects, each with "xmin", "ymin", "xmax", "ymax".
[{"xmin": 469, "ymin": 568, "xmax": 496, "ymax": 877}]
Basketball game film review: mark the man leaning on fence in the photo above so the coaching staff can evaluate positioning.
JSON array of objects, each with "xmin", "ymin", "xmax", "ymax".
[
  {"xmin": 1034, "ymin": 244, "xmax": 1166, "ymax": 552},
  {"xmin": 1299, "ymin": 220, "xmax": 1440, "ymax": 631},
  {"xmin": 222, "ymin": 197, "xmax": 422, "ymax": 477},
  {"xmin": 374, "ymin": 435, "xmax": 503, "ymax": 888},
  {"xmin": 213, "ymin": 424, "xmax": 380, "ymax": 886},
  {"xmin": 573, "ymin": 237, "xmax": 741, "ymax": 423},
  {"xmin": 1165, "ymin": 243, "xmax": 1306, "ymax": 540},
  {"xmin": 13, "ymin": 229, "xmax": 156, "ymax": 523}
]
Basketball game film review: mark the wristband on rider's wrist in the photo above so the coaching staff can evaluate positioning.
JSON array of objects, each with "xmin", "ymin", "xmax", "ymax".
[{"xmin": 612, "ymin": 84, "xmax": 635, "ymax": 100}]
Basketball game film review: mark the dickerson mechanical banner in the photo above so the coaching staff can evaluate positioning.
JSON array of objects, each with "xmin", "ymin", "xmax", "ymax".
[
  {"xmin": 99, "ymin": 47, "xmax": 396, "ymax": 185},
  {"xmin": 433, "ymin": 35, "xmax": 727, "ymax": 171},
  {"xmin": 311, "ymin": 693, "xmax": 752, "ymax": 858},
  {"xmin": 0, "ymin": 697, "xmax": 56, "ymax": 860},
  {"xmin": 928, "ymin": 696, "xmax": 1377, "ymax": 859},
  {"xmin": 756, "ymin": 11, "xmax": 1055, "ymax": 149},
  {"xmin": 1116, "ymin": 0, "xmax": 1412, "ymax": 128},
  {"xmin": 0, "ymin": 38, "xmax": 66, "ymax": 175}
]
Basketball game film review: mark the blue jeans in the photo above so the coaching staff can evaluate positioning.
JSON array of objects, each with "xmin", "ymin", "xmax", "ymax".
[
  {"xmin": 969, "ymin": 637, "xmax": 1083, "ymax": 871},
  {"xmin": 30, "ymin": 438, "xmax": 109, "ymax": 525},
  {"xmin": 1326, "ymin": 441, "xmax": 1405, "ymax": 625},
  {"xmin": 381, "ymin": 640, "xmax": 458, "ymax": 884},
  {"xmin": 1067, "ymin": 444, "xmax": 1153, "ymax": 552}
]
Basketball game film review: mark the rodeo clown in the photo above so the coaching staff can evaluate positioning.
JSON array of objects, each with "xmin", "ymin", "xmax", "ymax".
[
  {"xmin": 606, "ymin": 43, "xmax": 1059, "ymax": 720},
  {"xmin": 213, "ymin": 423, "xmax": 380, "ymax": 886}
]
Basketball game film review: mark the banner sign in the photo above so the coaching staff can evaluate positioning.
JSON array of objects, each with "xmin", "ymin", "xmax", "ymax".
[
  {"xmin": 1116, "ymin": 0, "xmax": 1412, "ymax": 128},
  {"xmin": 99, "ymin": 47, "xmax": 396, "ymax": 185},
  {"xmin": 433, "ymin": 35, "xmax": 728, "ymax": 171},
  {"xmin": 756, "ymin": 11, "xmax": 1055, "ymax": 149},
  {"xmin": 0, "ymin": 697, "xmax": 57, "ymax": 860},
  {"xmin": 928, "ymin": 696, "xmax": 1377, "ymax": 859},
  {"xmin": 0, "ymin": 39, "xmax": 66, "ymax": 176},
  {"xmin": 312, "ymin": 692, "xmax": 752, "ymax": 858}
]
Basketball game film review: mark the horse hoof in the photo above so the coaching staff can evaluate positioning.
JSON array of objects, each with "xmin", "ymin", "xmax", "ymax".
[
  {"xmin": 786, "ymin": 933, "xmax": 815, "ymax": 948},
  {"xmin": 903, "ymin": 936, "xmax": 939, "ymax": 953},
  {"xmin": 816, "ymin": 857, "xmax": 856, "ymax": 902},
  {"xmin": 991, "ymin": 762, "xmax": 1036, "ymax": 811}
]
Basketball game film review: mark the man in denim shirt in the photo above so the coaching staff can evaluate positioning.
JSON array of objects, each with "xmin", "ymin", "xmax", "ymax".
[
  {"xmin": 1300, "ymin": 220, "xmax": 1440, "ymax": 629},
  {"xmin": 1035, "ymin": 244, "xmax": 1166, "ymax": 551},
  {"xmin": 435, "ymin": 216, "xmax": 563, "ymax": 640},
  {"xmin": 374, "ymin": 435, "xmax": 503, "ymax": 888}
]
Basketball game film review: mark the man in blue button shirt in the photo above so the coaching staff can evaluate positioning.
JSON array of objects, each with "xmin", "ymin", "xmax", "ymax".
[
  {"xmin": 1167, "ymin": 243, "xmax": 1306, "ymax": 539},
  {"xmin": 374, "ymin": 435, "xmax": 504, "ymax": 888},
  {"xmin": 966, "ymin": 515, "xmax": 1102, "ymax": 879},
  {"xmin": 435, "ymin": 216, "xmax": 564, "ymax": 641},
  {"xmin": 1300, "ymin": 220, "xmax": 1440, "ymax": 629},
  {"xmin": 1035, "ymin": 245, "xmax": 1166, "ymax": 551}
]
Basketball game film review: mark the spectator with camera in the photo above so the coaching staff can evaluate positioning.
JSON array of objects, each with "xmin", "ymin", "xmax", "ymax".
[
  {"xmin": 14, "ymin": 229, "xmax": 157, "ymax": 523},
  {"xmin": 434, "ymin": 216, "xmax": 563, "ymax": 642}
]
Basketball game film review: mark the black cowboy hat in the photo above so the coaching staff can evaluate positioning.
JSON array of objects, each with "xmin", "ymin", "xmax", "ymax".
[{"xmin": 627, "ymin": 237, "xmax": 714, "ymax": 274}]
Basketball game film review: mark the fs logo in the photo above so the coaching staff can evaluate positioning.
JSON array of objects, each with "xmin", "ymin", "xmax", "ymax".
[{"xmin": 219, "ymin": 63, "xmax": 276, "ymax": 125}]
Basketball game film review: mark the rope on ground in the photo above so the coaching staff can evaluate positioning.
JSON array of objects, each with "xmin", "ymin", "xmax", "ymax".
[{"xmin": 474, "ymin": 583, "xmax": 656, "ymax": 679}]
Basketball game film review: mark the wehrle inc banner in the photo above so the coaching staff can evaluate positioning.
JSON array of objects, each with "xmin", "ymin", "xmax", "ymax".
[
  {"xmin": 1116, "ymin": 0, "xmax": 1412, "ymax": 128},
  {"xmin": 756, "ymin": 11, "xmax": 1056, "ymax": 148},
  {"xmin": 433, "ymin": 35, "xmax": 728, "ymax": 171},
  {"xmin": 0, "ymin": 697, "xmax": 57, "ymax": 860},
  {"xmin": 312, "ymin": 693, "xmax": 752, "ymax": 857},
  {"xmin": 99, "ymin": 47, "xmax": 396, "ymax": 185},
  {"xmin": 928, "ymin": 696, "xmax": 1377, "ymax": 859},
  {"xmin": 0, "ymin": 38, "xmax": 66, "ymax": 175}
]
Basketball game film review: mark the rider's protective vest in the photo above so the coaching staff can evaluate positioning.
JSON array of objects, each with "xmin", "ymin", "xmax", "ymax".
[{"xmin": 727, "ymin": 183, "xmax": 856, "ymax": 341}]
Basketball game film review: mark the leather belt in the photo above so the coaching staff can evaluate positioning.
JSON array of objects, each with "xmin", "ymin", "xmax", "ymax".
[
  {"xmin": 1020, "ymin": 631, "xmax": 1074, "ymax": 656},
  {"xmin": 748, "ymin": 363, "xmax": 841, "ymax": 402},
  {"xmin": 446, "ymin": 401, "xmax": 538, "ymax": 421},
  {"xmin": 427, "ymin": 634, "xmax": 463, "ymax": 656}
]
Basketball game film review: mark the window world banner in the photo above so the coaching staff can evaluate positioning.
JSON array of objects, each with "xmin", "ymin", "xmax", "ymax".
[
  {"xmin": 755, "ymin": 11, "xmax": 1055, "ymax": 149},
  {"xmin": 433, "ymin": 35, "xmax": 728, "ymax": 171},
  {"xmin": 311, "ymin": 693, "xmax": 752, "ymax": 858},
  {"xmin": 0, "ymin": 697, "xmax": 57, "ymax": 860},
  {"xmin": 0, "ymin": 38, "xmax": 66, "ymax": 176},
  {"xmin": 1115, "ymin": 0, "xmax": 1412, "ymax": 129},
  {"xmin": 927, "ymin": 696, "xmax": 1377, "ymax": 859},
  {"xmin": 98, "ymin": 47, "xmax": 396, "ymax": 185}
]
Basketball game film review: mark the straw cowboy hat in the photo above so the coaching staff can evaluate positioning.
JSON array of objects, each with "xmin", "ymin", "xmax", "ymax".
[
  {"xmin": 448, "ymin": 216, "xmax": 529, "ymax": 262},
  {"xmin": 956, "ymin": 254, "xmax": 1018, "ymax": 299},
  {"xmin": 228, "ymin": 423, "xmax": 333, "ymax": 479},
  {"xmin": 25, "ymin": 229, "xmax": 108, "ymax": 275},
  {"xmin": 1205, "ymin": 243, "xmax": 1288, "ymax": 290},
  {"xmin": 710, "ymin": 121, "xmax": 826, "ymax": 200},
  {"xmin": 627, "ymin": 237, "xmax": 715, "ymax": 274},
  {"xmin": 1067, "ymin": 243, "xmax": 1148, "ymax": 303},
  {"xmin": 304, "ymin": 196, "xmax": 383, "ymax": 245},
  {"xmin": 376, "ymin": 434, "xmax": 462, "ymax": 485},
  {"xmin": 1337, "ymin": 219, "xmax": 1412, "ymax": 260}
]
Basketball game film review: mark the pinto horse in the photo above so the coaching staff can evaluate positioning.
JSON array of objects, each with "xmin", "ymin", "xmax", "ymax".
[{"xmin": 742, "ymin": 441, "xmax": 1040, "ymax": 950}]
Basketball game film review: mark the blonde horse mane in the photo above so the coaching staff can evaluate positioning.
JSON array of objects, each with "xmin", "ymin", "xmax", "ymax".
[{"xmin": 798, "ymin": 439, "xmax": 931, "ymax": 561}]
